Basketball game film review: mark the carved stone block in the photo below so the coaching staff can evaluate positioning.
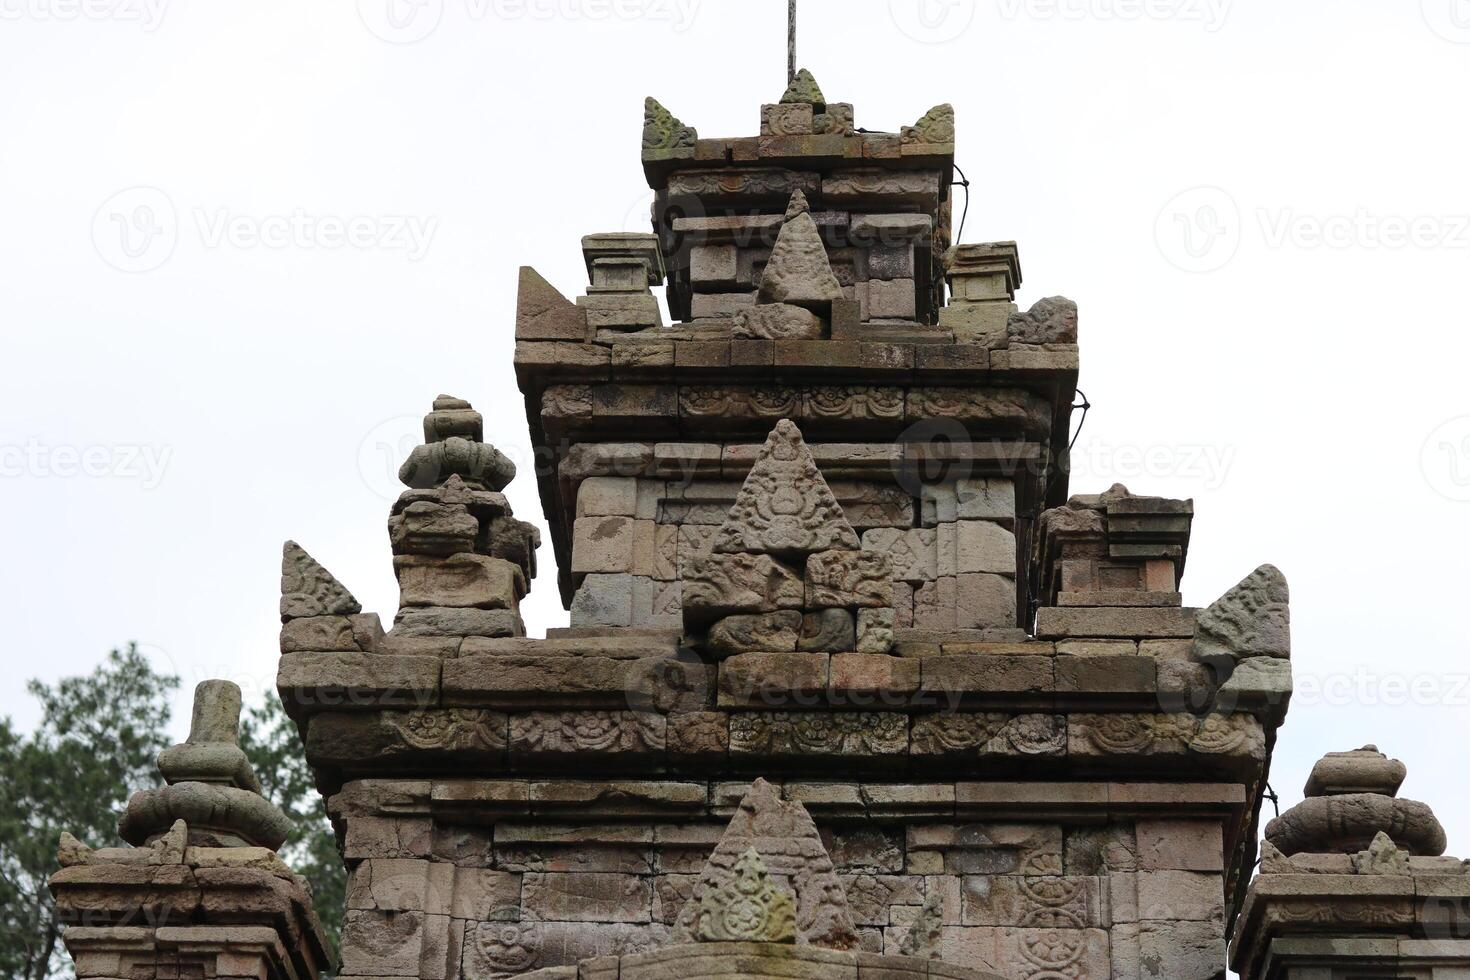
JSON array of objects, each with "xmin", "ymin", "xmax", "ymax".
[
  {"xmin": 682, "ymin": 552, "xmax": 804, "ymax": 625},
  {"xmin": 806, "ymin": 551, "xmax": 893, "ymax": 609}
]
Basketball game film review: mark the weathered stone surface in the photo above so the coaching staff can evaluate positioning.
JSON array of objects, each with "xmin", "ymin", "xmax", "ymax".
[
  {"xmin": 901, "ymin": 104, "xmax": 955, "ymax": 145},
  {"xmin": 781, "ymin": 68, "xmax": 826, "ymax": 107},
  {"xmin": 856, "ymin": 608, "xmax": 894, "ymax": 655},
  {"xmin": 954, "ymin": 574, "xmax": 1016, "ymax": 629},
  {"xmin": 1034, "ymin": 606, "xmax": 1196, "ymax": 639},
  {"xmin": 733, "ymin": 303, "xmax": 824, "ymax": 340},
  {"xmin": 800, "ymin": 609, "xmax": 856, "ymax": 652},
  {"xmin": 572, "ymin": 516, "xmax": 636, "ymax": 574},
  {"xmin": 1194, "ymin": 564, "xmax": 1290, "ymax": 662},
  {"xmin": 683, "ymin": 553, "xmax": 805, "ymax": 625},
  {"xmin": 644, "ymin": 96, "xmax": 697, "ymax": 151},
  {"xmin": 1006, "ymin": 296, "xmax": 1078, "ymax": 344},
  {"xmin": 719, "ymin": 653, "xmax": 828, "ymax": 707},
  {"xmin": 571, "ymin": 573, "xmax": 636, "ymax": 627},
  {"xmin": 120, "ymin": 781, "xmax": 291, "ymax": 851},
  {"xmin": 281, "ymin": 540, "xmax": 360, "ymax": 620},
  {"xmin": 806, "ymin": 551, "xmax": 893, "ymax": 608},
  {"xmin": 758, "ymin": 192, "xmax": 843, "ymax": 309},
  {"xmin": 1217, "ymin": 655, "xmax": 1292, "ymax": 721},
  {"xmin": 730, "ymin": 713, "xmax": 908, "ymax": 757},
  {"xmin": 694, "ymin": 848, "xmax": 798, "ymax": 942},
  {"xmin": 1135, "ymin": 820, "xmax": 1224, "ymax": 872},
  {"xmin": 713, "ymin": 420, "xmax": 860, "ymax": 559},
  {"xmin": 707, "ymin": 611, "xmax": 802, "ymax": 657},
  {"xmin": 400, "ymin": 435, "xmax": 516, "ymax": 492},
  {"xmin": 156, "ymin": 681, "xmax": 260, "ymax": 793},
  {"xmin": 523, "ymin": 872, "xmax": 653, "ymax": 923},
  {"xmin": 1265, "ymin": 793, "xmax": 1447, "ymax": 857},
  {"xmin": 394, "ymin": 606, "xmax": 522, "ymax": 638},
  {"xmin": 956, "ymin": 521, "xmax": 1016, "ymax": 575},
  {"xmin": 518, "ymin": 266, "xmax": 588, "ymax": 341},
  {"xmin": 861, "ymin": 529, "xmax": 937, "ymax": 583},
  {"xmin": 673, "ymin": 779, "xmax": 860, "ymax": 949},
  {"xmin": 389, "ymin": 500, "xmax": 480, "ymax": 556},
  {"xmin": 395, "ymin": 554, "xmax": 523, "ymax": 610},
  {"xmin": 1304, "ymin": 745, "xmax": 1406, "ymax": 798}
]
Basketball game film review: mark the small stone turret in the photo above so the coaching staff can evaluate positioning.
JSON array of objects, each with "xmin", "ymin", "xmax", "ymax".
[
  {"xmin": 49, "ymin": 680, "xmax": 332, "ymax": 980},
  {"xmin": 1232, "ymin": 747, "xmax": 1470, "ymax": 978},
  {"xmin": 119, "ymin": 680, "xmax": 291, "ymax": 850}
]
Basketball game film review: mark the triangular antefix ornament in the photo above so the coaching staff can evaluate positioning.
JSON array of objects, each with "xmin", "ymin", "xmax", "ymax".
[
  {"xmin": 671, "ymin": 779, "xmax": 858, "ymax": 949},
  {"xmin": 713, "ymin": 419, "xmax": 860, "ymax": 559}
]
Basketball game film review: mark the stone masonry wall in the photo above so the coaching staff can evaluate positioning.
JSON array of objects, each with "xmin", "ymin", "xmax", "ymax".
[
  {"xmin": 568, "ymin": 474, "xmax": 1020, "ymax": 632},
  {"xmin": 333, "ymin": 784, "xmax": 1231, "ymax": 979}
]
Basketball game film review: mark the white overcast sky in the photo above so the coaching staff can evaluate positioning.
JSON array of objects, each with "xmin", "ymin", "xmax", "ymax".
[{"xmin": 5, "ymin": 0, "xmax": 1470, "ymax": 876}]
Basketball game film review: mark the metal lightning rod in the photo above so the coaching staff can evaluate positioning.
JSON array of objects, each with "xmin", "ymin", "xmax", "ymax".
[{"xmin": 788, "ymin": 0, "xmax": 797, "ymax": 83}]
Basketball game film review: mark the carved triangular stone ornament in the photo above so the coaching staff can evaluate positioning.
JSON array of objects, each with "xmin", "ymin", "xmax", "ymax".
[
  {"xmin": 757, "ymin": 193, "xmax": 843, "ymax": 309},
  {"xmin": 671, "ymin": 778, "xmax": 859, "ymax": 949},
  {"xmin": 694, "ymin": 847, "xmax": 797, "ymax": 943},
  {"xmin": 280, "ymin": 541, "xmax": 360, "ymax": 620},
  {"xmin": 712, "ymin": 419, "xmax": 860, "ymax": 559}
]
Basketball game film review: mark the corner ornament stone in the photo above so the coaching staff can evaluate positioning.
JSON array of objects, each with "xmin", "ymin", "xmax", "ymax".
[
  {"xmin": 1194, "ymin": 563, "xmax": 1290, "ymax": 663},
  {"xmin": 695, "ymin": 848, "xmax": 797, "ymax": 943}
]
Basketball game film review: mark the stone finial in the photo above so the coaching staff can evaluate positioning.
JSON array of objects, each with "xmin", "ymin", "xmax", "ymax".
[
  {"xmin": 1008, "ymin": 296, "xmax": 1078, "ymax": 345},
  {"xmin": 281, "ymin": 540, "xmax": 360, "ymax": 621},
  {"xmin": 398, "ymin": 396, "xmax": 516, "ymax": 491},
  {"xmin": 901, "ymin": 103, "xmax": 955, "ymax": 145},
  {"xmin": 1194, "ymin": 565, "xmax": 1290, "ymax": 663},
  {"xmin": 643, "ymin": 96, "xmax": 698, "ymax": 151},
  {"xmin": 694, "ymin": 847, "xmax": 797, "ymax": 943},
  {"xmin": 1305, "ymin": 745, "xmax": 1407, "ymax": 798},
  {"xmin": 1265, "ymin": 747, "xmax": 1446, "ymax": 858},
  {"xmin": 757, "ymin": 193, "xmax": 844, "ymax": 310},
  {"xmin": 713, "ymin": 420, "xmax": 859, "ymax": 559},
  {"xmin": 672, "ymin": 778, "xmax": 859, "ymax": 950},
  {"xmin": 424, "ymin": 394, "xmax": 483, "ymax": 443},
  {"xmin": 156, "ymin": 680, "xmax": 262, "ymax": 793},
  {"xmin": 119, "ymin": 681, "xmax": 291, "ymax": 851},
  {"xmin": 898, "ymin": 891, "xmax": 943, "ymax": 959},
  {"xmin": 780, "ymin": 68, "xmax": 826, "ymax": 108}
]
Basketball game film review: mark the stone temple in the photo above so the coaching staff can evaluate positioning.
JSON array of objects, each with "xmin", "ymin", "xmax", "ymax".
[{"xmin": 48, "ymin": 73, "xmax": 1470, "ymax": 980}]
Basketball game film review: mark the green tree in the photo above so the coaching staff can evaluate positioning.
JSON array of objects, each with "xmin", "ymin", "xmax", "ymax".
[
  {"xmin": 0, "ymin": 644, "xmax": 178, "ymax": 980},
  {"xmin": 239, "ymin": 691, "xmax": 345, "ymax": 963}
]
